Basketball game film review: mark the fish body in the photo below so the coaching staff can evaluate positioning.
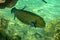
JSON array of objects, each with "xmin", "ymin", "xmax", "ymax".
[
  {"xmin": 0, "ymin": 0, "xmax": 18, "ymax": 9},
  {"xmin": 0, "ymin": 0, "xmax": 5, "ymax": 3},
  {"xmin": 7, "ymin": 0, "xmax": 18, "ymax": 8},
  {"xmin": 11, "ymin": 8, "xmax": 45, "ymax": 28}
]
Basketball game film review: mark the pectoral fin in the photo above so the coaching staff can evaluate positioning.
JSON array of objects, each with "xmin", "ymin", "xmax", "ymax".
[
  {"xmin": 14, "ymin": 15, "xmax": 16, "ymax": 20},
  {"xmin": 31, "ymin": 21, "xmax": 37, "ymax": 27}
]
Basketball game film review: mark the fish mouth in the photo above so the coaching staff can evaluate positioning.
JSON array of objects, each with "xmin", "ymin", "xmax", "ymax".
[{"xmin": 11, "ymin": 7, "xmax": 16, "ymax": 13}]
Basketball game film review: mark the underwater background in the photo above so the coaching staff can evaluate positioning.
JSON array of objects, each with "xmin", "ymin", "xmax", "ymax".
[{"xmin": 0, "ymin": 0, "xmax": 60, "ymax": 40}]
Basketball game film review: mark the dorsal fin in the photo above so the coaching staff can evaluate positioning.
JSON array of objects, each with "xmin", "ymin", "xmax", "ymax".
[{"xmin": 20, "ymin": 6, "xmax": 27, "ymax": 11}]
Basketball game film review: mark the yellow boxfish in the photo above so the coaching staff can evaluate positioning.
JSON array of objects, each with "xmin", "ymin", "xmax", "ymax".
[{"xmin": 11, "ymin": 7, "xmax": 45, "ymax": 28}]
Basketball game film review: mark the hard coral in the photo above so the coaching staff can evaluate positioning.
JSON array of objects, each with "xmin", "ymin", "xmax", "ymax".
[
  {"xmin": 0, "ymin": 17, "xmax": 9, "ymax": 31},
  {"xmin": 54, "ymin": 33, "xmax": 60, "ymax": 40}
]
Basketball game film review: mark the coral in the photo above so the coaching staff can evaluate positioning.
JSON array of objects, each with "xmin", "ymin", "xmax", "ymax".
[
  {"xmin": 45, "ymin": 19, "xmax": 60, "ymax": 33},
  {"xmin": 0, "ymin": 17, "xmax": 9, "ymax": 31},
  {"xmin": 11, "ymin": 35, "xmax": 21, "ymax": 40},
  {"xmin": 0, "ymin": 17, "xmax": 10, "ymax": 40},
  {"xmin": 33, "ymin": 33, "xmax": 42, "ymax": 38},
  {"xmin": 54, "ymin": 33, "xmax": 60, "ymax": 40},
  {"xmin": 55, "ymin": 29, "xmax": 60, "ymax": 33}
]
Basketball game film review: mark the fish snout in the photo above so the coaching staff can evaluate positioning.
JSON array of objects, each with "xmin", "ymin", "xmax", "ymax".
[{"xmin": 11, "ymin": 7, "xmax": 17, "ymax": 13}]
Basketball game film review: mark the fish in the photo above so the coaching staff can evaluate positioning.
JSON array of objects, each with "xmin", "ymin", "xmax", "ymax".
[
  {"xmin": 11, "ymin": 7, "xmax": 45, "ymax": 28},
  {"xmin": 0, "ymin": 0, "xmax": 18, "ymax": 9},
  {"xmin": 6, "ymin": 0, "xmax": 18, "ymax": 8}
]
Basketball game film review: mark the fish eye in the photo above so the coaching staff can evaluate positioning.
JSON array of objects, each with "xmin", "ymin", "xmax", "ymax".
[{"xmin": 0, "ymin": 0, "xmax": 6, "ymax": 3}]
